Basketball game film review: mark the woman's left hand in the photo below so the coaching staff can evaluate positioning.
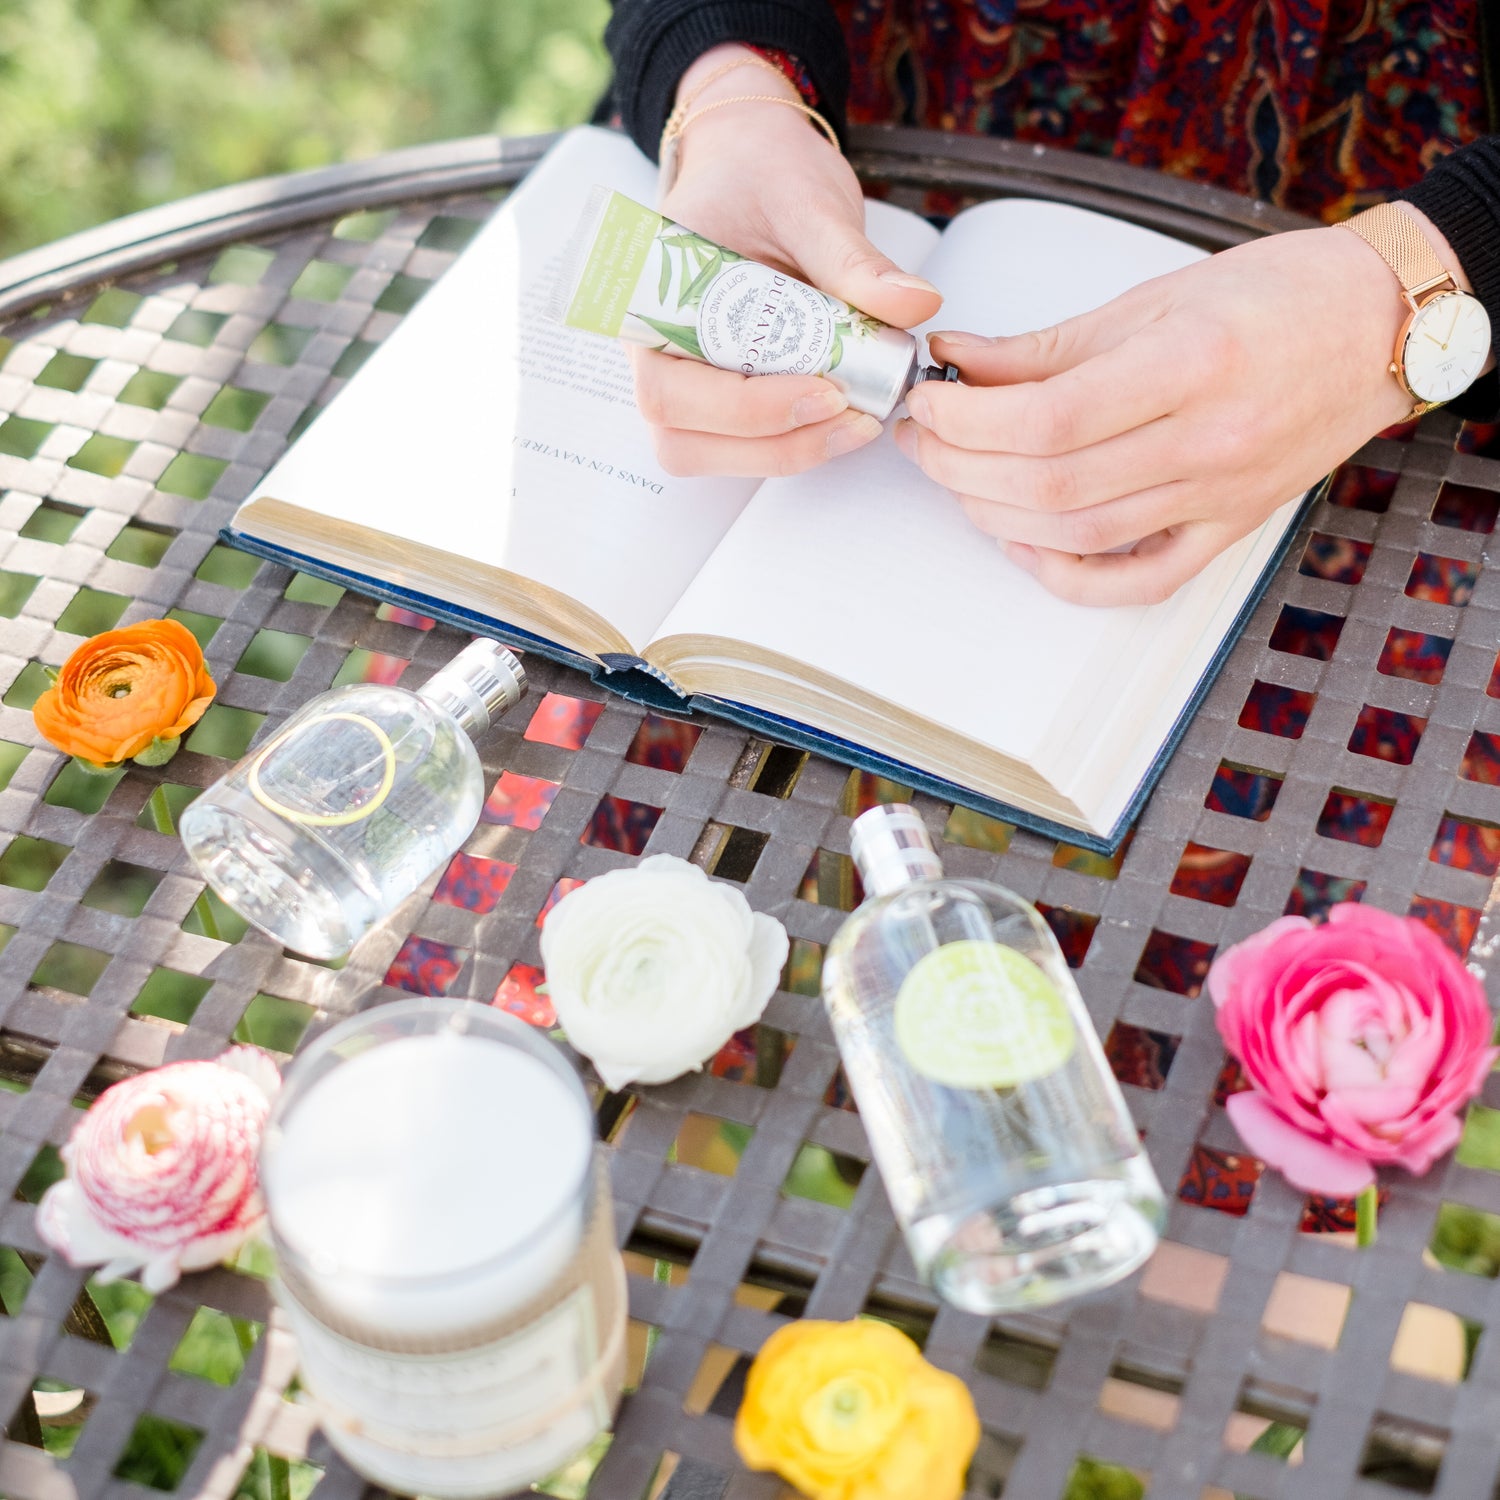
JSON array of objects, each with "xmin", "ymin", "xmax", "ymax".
[{"xmin": 897, "ymin": 222, "xmax": 1420, "ymax": 606}]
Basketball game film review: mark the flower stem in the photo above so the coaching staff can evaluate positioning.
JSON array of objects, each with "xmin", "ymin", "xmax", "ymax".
[
  {"xmin": 148, "ymin": 785, "xmax": 221, "ymax": 942},
  {"xmin": 255, "ymin": 1447, "xmax": 292, "ymax": 1500},
  {"xmin": 1356, "ymin": 1184, "xmax": 1379, "ymax": 1248}
]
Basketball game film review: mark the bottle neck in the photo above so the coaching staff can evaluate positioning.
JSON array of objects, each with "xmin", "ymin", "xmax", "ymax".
[
  {"xmin": 415, "ymin": 640, "xmax": 527, "ymax": 742},
  {"xmin": 857, "ymin": 845, "xmax": 945, "ymax": 897},
  {"xmin": 416, "ymin": 677, "xmax": 492, "ymax": 742},
  {"xmin": 849, "ymin": 804, "xmax": 944, "ymax": 897}
]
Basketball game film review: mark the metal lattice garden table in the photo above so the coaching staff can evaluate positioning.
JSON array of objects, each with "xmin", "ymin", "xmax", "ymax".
[{"xmin": 1, "ymin": 126, "xmax": 1499, "ymax": 1500}]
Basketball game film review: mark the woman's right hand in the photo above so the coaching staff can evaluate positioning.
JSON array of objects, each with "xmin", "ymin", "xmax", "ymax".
[{"xmin": 635, "ymin": 44, "xmax": 943, "ymax": 478}]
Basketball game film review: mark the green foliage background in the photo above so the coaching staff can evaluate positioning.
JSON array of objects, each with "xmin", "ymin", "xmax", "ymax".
[{"xmin": 0, "ymin": 0, "xmax": 612, "ymax": 261}]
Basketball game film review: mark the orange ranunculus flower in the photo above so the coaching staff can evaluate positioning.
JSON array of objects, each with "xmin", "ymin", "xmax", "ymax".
[
  {"xmin": 733, "ymin": 1318, "xmax": 980, "ymax": 1500},
  {"xmin": 33, "ymin": 618, "xmax": 216, "ymax": 768}
]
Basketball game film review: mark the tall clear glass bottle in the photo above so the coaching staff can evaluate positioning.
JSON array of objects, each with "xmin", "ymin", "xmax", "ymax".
[
  {"xmin": 822, "ymin": 803, "xmax": 1164, "ymax": 1313},
  {"xmin": 179, "ymin": 639, "xmax": 526, "ymax": 960}
]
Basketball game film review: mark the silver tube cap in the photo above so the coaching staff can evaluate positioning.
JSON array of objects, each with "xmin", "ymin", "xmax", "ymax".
[
  {"xmin": 827, "ymin": 323, "xmax": 921, "ymax": 421},
  {"xmin": 417, "ymin": 639, "xmax": 527, "ymax": 739},
  {"xmin": 849, "ymin": 804, "xmax": 944, "ymax": 897}
]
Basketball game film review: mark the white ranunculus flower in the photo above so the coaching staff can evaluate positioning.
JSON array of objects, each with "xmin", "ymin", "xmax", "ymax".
[{"xmin": 540, "ymin": 854, "xmax": 789, "ymax": 1090}]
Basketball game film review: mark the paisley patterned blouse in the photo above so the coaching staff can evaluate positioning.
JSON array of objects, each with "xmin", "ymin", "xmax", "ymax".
[{"xmin": 824, "ymin": 0, "xmax": 1489, "ymax": 219}]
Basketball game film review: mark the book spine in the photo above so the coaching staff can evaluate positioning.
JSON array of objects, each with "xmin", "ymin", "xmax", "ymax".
[{"xmin": 594, "ymin": 654, "xmax": 694, "ymax": 714}]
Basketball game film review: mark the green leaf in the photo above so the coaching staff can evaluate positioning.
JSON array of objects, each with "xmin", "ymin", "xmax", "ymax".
[
  {"xmin": 71, "ymin": 753, "xmax": 123, "ymax": 775},
  {"xmin": 656, "ymin": 245, "xmax": 672, "ymax": 304},
  {"xmin": 690, "ymin": 241, "xmax": 718, "ymax": 279},
  {"xmin": 1249, "ymin": 1422, "xmax": 1305, "ymax": 1460},
  {"xmin": 1233, "ymin": 1421, "xmax": 1306, "ymax": 1499},
  {"xmin": 131, "ymin": 734, "xmax": 182, "ymax": 767},
  {"xmin": 679, "ymin": 250, "xmax": 722, "ymax": 308},
  {"xmin": 637, "ymin": 315, "xmax": 704, "ymax": 361},
  {"xmin": 1063, "ymin": 1458, "xmax": 1143, "ymax": 1500},
  {"xmin": 827, "ymin": 329, "xmax": 845, "ymax": 372}
]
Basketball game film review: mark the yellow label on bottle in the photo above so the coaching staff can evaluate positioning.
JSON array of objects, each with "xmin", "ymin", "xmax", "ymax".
[
  {"xmin": 893, "ymin": 941, "xmax": 1075, "ymax": 1089},
  {"xmin": 247, "ymin": 711, "xmax": 397, "ymax": 828}
]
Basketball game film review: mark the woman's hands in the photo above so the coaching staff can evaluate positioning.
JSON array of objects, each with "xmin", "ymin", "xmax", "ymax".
[
  {"xmin": 898, "ymin": 221, "xmax": 1430, "ymax": 605},
  {"xmin": 637, "ymin": 51, "xmax": 1475, "ymax": 608},
  {"xmin": 633, "ymin": 45, "xmax": 942, "ymax": 477}
]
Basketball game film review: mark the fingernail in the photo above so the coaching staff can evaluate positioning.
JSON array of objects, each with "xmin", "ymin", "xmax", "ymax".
[
  {"xmin": 826, "ymin": 412, "xmax": 882, "ymax": 458},
  {"xmin": 904, "ymin": 388, "xmax": 930, "ymax": 425},
  {"xmin": 879, "ymin": 269, "xmax": 941, "ymax": 294},
  {"xmin": 791, "ymin": 387, "xmax": 847, "ymax": 427},
  {"xmin": 931, "ymin": 329, "xmax": 995, "ymax": 347},
  {"xmin": 892, "ymin": 417, "xmax": 918, "ymax": 459},
  {"xmin": 1005, "ymin": 542, "xmax": 1040, "ymax": 574}
]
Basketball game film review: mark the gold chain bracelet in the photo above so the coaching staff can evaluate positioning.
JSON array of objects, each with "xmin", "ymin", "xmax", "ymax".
[{"xmin": 659, "ymin": 57, "xmax": 839, "ymax": 193}]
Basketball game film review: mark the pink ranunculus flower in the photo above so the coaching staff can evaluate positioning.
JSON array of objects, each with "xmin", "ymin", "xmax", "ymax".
[
  {"xmin": 1209, "ymin": 904, "xmax": 1498, "ymax": 1198},
  {"xmin": 36, "ymin": 1048, "xmax": 280, "ymax": 1291}
]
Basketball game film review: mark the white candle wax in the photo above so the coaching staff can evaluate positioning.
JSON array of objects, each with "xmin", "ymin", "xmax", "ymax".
[{"xmin": 265, "ymin": 1029, "xmax": 593, "ymax": 1337}]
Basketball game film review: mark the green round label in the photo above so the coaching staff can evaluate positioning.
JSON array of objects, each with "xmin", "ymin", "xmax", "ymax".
[{"xmin": 893, "ymin": 941, "xmax": 1075, "ymax": 1089}]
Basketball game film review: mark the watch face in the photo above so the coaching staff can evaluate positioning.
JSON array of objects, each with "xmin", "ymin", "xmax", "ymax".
[{"xmin": 1402, "ymin": 292, "xmax": 1492, "ymax": 403}]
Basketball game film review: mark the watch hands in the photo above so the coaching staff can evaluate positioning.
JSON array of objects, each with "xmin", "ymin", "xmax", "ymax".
[{"xmin": 1440, "ymin": 301, "xmax": 1462, "ymax": 350}]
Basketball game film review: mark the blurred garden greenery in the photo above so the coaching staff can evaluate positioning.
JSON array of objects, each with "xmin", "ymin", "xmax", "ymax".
[{"xmin": 0, "ymin": 0, "xmax": 612, "ymax": 261}]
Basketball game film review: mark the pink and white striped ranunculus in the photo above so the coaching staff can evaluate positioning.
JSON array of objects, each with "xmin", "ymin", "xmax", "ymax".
[{"xmin": 36, "ymin": 1048, "xmax": 280, "ymax": 1291}]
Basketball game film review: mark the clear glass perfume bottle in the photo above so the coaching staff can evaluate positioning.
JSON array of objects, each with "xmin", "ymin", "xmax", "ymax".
[
  {"xmin": 822, "ymin": 804, "xmax": 1165, "ymax": 1313},
  {"xmin": 179, "ymin": 639, "xmax": 526, "ymax": 960}
]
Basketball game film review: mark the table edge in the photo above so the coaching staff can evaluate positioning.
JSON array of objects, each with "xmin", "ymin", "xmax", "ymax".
[{"xmin": 0, "ymin": 125, "xmax": 1315, "ymax": 321}]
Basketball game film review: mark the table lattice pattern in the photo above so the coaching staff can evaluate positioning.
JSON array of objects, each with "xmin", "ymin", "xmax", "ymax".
[{"xmin": 0, "ymin": 131, "xmax": 1499, "ymax": 1500}]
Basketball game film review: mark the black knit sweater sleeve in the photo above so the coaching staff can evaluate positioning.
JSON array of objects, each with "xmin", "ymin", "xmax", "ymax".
[
  {"xmin": 604, "ymin": 0, "xmax": 850, "ymax": 161},
  {"xmin": 1397, "ymin": 134, "xmax": 1500, "ymax": 420}
]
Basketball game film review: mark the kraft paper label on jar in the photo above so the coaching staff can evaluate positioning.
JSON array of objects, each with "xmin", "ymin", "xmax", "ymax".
[
  {"xmin": 287, "ymin": 1285, "xmax": 607, "ymax": 1458},
  {"xmin": 893, "ymin": 941, "xmax": 1075, "ymax": 1089}
]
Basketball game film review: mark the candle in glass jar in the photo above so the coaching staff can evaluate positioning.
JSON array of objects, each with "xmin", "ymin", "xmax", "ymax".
[
  {"xmin": 260, "ymin": 1001, "xmax": 624, "ymax": 1500},
  {"xmin": 263, "ymin": 1027, "xmax": 593, "ymax": 1337}
]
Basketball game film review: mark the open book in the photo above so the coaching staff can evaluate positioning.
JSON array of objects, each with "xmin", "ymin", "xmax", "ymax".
[{"xmin": 227, "ymin": 126, "xmax": 1308, "ymax": 849}]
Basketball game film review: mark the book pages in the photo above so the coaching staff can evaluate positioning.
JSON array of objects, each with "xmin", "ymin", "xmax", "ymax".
[
  {"xmin": 650, "ymin": 432, "xmax": 1113, "ymax": 763},
  {"xmin": 862, "ymin": 196, "xmax": 944, "ymax": 279},
  {"xmin": 241, "ymin": 128, "xmax": 760, "ymax": 653},
  {"xmin": 651, "ymin": 200, "xmax": 1298, "ymax": 800}
]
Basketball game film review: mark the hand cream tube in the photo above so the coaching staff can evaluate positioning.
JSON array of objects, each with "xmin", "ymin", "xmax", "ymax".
[{"xmin": 549, "ymin": 185, "xmax": 954, "ymax": 421}]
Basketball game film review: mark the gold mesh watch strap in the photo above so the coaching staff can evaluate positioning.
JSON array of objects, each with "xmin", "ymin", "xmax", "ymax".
[{"xmin": 1341, "ymin": 203, "xmax": 1450, "ymax": 296}]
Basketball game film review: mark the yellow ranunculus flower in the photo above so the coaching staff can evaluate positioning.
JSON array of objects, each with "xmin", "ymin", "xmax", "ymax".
[{"xmin": 733, "ymin": 1318, "xmax": 980, "ymax": 1500}]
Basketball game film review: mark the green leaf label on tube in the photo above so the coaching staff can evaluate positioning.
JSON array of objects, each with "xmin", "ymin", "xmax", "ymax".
[
  {"xmin": 551, "ymin": 186, "xmax": 918, "ymax": 419},
  {"xmin": 564, "ymin": 191, "xmax": 663, "ymax": 338}
]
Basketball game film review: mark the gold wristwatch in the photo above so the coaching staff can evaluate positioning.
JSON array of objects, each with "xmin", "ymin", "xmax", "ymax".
[{"xmin": 1340, "ymin": 203, "xmax": 1490, "ymax": 415}]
